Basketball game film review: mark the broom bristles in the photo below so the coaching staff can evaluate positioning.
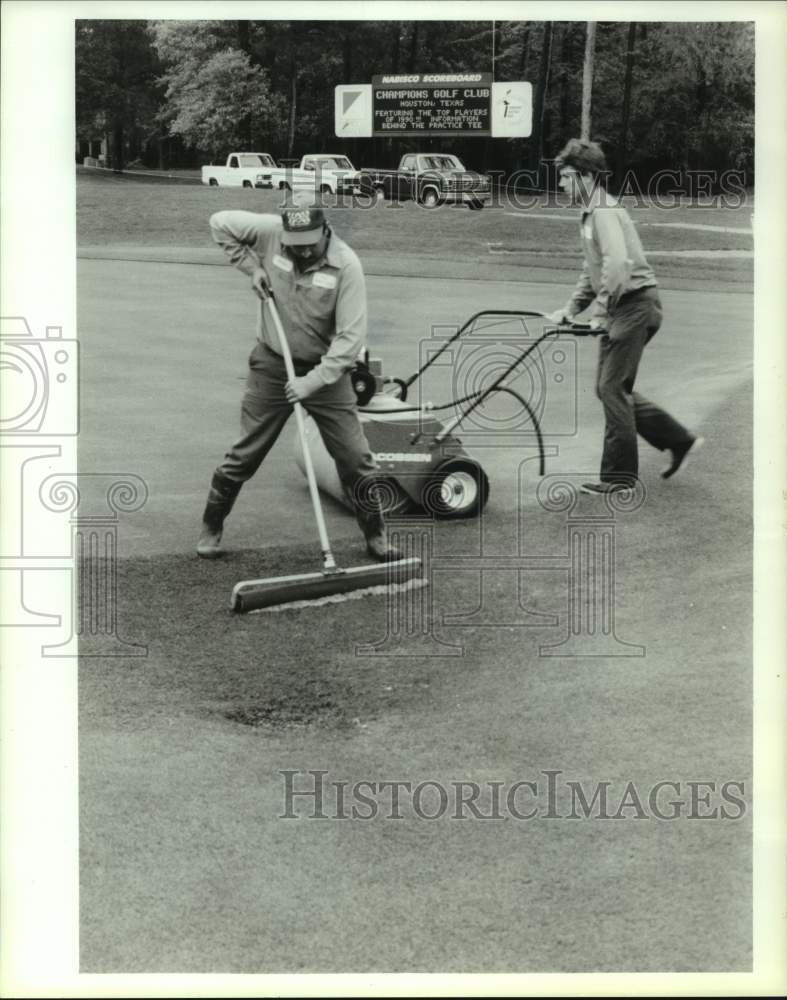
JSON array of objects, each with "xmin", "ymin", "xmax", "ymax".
[{"xmin": 248, "ymin": 576, "xmax": 429, "ymax": 613}]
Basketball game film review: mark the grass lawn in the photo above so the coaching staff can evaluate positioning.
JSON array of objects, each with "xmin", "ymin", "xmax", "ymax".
[
  {"xmin": 80, "ymin": 379, "xmax": 753, "ymax": 970},
  {"xmin": 77, "ymin": 169, "xmax": 753, "ymax": 287},
  {"xmin": 76, "ymin": 167, "xmax": 754, "ymax": 971}
]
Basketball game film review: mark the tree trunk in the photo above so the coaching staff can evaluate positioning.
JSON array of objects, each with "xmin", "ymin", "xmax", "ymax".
[
  {"xmin": 342, "ymin": 24, "xmax": 353, "ymax": 80},
  {"xmin": 407, "ymin": 23, "xmax": 419, "ymax": 72},
  {"xmin": 237, "ymin": 20, "xmax": 253, "ymax": 147},
  {"xmin": 111, "ymin": 119, "xmax": 124, "ymax": 172},
  {"xmin": 530, "ymin": 21, "xmax": 553, "ymax": 172},
  {"xmin": 386, "ymin": 24, "xmax": 398, "ymax": 160},
  {"xmin": 390, "ymin": 22, "xmax": 400, "ymax": 73},
  {"xmin": 518, "ymin": 23, "xmax": 530, "ymax": 79},
  {"xmin": 557, "ymin": 24, "xmax": 570, "ymax": 136},
  {"xmin": 580, "ymin": 21, "xmax": 596, "ymax": 140},
  {"xmin": 287, "ymin": 66, "xmax": 297, "ymax": 158},
  {"xmin": 616, "ymin": 22, "xmax": 637, "ymax": 181},
  {"xmin": 515, "ymin": 23, "xmax": 531, "ymax": 170}
]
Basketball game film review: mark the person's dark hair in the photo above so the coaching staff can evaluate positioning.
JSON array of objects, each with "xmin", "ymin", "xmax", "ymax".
[{"xmin": 555, "ymin": 138, "xmax": 608, "ymax": 177}]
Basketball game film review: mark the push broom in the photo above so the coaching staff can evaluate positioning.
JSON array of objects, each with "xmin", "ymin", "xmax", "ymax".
[{"xmin": 230, "ymin": 289, "xmax": 424, "ymax": 613}]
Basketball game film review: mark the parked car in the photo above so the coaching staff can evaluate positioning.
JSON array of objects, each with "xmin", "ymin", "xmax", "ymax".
[
  {"xmin": 253, "ymin": 153, "xmax": 360, "ymax": 195},
  {"xmin": 358, "ymin": 153, "xmax": 491, "ymax": 209},
  {"xmin": 201, "ymin": 152, "xmax": 278, "ymax": 188}
]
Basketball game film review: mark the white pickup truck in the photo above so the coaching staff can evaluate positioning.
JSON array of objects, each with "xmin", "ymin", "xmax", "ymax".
[
  {"xmin": 201, "ymin": 152, "xmax": 278, "ymax": 188},
  {"xmin": 253, "ymin": 154, "xmax": 360, "ymax": 195}
]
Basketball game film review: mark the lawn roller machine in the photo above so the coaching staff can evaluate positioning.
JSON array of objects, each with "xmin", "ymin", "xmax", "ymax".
[{"xmin": 295, "ymin": 309, "xmax": 595, "ymax": 520}]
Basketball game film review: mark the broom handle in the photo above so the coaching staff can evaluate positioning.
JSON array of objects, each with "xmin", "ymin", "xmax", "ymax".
[{"xmin": 262, "ymin": 293, "xmax": 338, "ymax": 572}]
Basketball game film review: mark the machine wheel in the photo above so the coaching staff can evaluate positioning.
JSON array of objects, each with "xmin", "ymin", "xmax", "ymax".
[
  {"xmin": 421, "ymin": 459, "xmax": 489, "ymax": 519},
  {"xmin": 350, "ymin": 363, "xmax": 377, "ymax": 406},
  {"xmin": 208, "ymin": 178, "xmax": 219, "ymax": 186}
]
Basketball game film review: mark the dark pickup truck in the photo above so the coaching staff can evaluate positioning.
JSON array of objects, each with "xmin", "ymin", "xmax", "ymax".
[{"xmin": 358, "ymin": 153, "xmax": 491, "ymax": 209}]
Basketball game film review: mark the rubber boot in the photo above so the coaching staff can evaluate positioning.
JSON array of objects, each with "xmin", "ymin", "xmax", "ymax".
[
  {"xmin": 354, "ymin": 506, "xmax": 404, "ymax": 563},
  {"xmin": 197, "ymin": 472, "xmax": 243, "ymax": 559}
]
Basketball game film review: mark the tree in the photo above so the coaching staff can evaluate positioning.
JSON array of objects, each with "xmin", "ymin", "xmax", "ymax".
[
  {"xmin": 150, "ymin": 21, "xmax": 284, "ymax": 159},
  {"xmin": 76, "ymin": 20, "xmax": 160, "ymax": 170},
  {"xmin": 616, "ymin": 21, "xmax": 754, "ymax": 180},
  {"xmin": 530, "ymin": 22, "xmax": 554, "ymax": 171},
  {"xmin": 580, "ymin": 21, "xmax": 596, "ymax": 139},
  {"xmin": 616, "ymin": 23, "xmax": 638, "ymax": 180},
  {"xmin": 76, "ymin": 17, "xmax": 753, "ymax": 183}
]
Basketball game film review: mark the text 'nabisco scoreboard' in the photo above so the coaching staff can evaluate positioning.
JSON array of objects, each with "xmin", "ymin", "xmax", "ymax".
[{"xmin": 335, "ymin": 77, "xmax": 532, "ymax": 139}]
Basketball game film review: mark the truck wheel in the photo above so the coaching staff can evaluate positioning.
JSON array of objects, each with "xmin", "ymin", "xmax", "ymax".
[
  {"xmin": 208, "ymin": 178, "xmax": 218, "ymax": 186},
  {"xmin": 374, "ymin": 185, "xmax": 386, "ymax": 202},
  {"xmin": 242, "ymin": 180, "xmax": 252, "ymax": 189},
  {"xmin": 420, "ymin": 187, "xmax": 441, "ymax": 209},
  {"xmin": 279, "ymin": 181, "xmax": 291, "ymax": 191},
  {"xmin": 468, "ymin": 199, "xmax": 484, "ymax": 211},
  {"xmin": 319, "ymin": 184, "xmax": 331, "ymax": 195}
]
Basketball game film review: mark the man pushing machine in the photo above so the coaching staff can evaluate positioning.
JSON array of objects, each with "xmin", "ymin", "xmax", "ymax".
[{"xmin": 547, "ymin": 138, "xmax": 703, "ymax": 494}]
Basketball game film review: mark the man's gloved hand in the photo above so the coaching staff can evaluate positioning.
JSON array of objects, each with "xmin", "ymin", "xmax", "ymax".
[
  {"xmin": 545, "ymin": 308, "xmax": 570, "ymax": 325},
  {"xmin": 589, "ymin": 317, "xmax": 607, "ymax": 333},
  {"xmin": 251, "ymin": 267, "xmax": 271, "ymax": 299},
  {"xmin": 285, "ymin": 377, "xmax": 312, "ymax": 404}
]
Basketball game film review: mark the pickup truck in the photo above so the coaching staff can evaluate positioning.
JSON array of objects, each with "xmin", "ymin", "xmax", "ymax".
[
  {"xmin": 252, "ymin": 153, "xmax": 360, "ymax": 195},
  {"xmin": 358, "ymin": 153, "xmax": 491, "ymax": 209},
  {"xmin": 201, "ymin": 152, "xmax": 278, "ymax": 188}
]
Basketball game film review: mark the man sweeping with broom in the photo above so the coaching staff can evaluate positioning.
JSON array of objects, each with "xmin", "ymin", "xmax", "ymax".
[{"xmin": 197, "ymin": 196, "xmax": 402, "ymax": 565}]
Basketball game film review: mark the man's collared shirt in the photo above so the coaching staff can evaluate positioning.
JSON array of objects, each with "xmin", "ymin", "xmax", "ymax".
[
  {"xmin": 566, "ymin": 188, "xmax": 657, "ymax": 323},
  {"xmin": 210, "ymin": 210, "xmax": 366, "ymax": 393}
]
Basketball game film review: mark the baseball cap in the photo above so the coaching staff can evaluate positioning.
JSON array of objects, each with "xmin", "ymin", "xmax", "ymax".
[{"xmin": 280, "ymin": 196, "xmax": 326, "ymax": 245}]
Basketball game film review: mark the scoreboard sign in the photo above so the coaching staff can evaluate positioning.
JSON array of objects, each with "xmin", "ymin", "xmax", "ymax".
[
  {"xmin": 373, "ymin": 73, "xmax": 493, "ymax": 136},
  {"xmin": 335, "ymin": 77, "xmax": 531, "ymax": 138}
]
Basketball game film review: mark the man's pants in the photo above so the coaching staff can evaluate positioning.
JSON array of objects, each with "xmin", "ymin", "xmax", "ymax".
[
  {"xmin": 596, "ymin": 288, "xmax": 693, "ymax": 482},
  {"xmin": 217, "ymin": 345, "xmax": 384, "ymax": 535}
]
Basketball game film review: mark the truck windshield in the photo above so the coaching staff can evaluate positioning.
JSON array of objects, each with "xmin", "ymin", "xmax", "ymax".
[
  {"xmin": 311, "ymin": 157, "xmax": 354, "ymax": 170},
  {"xmin": 237, "ymin": 154, "xmax": 275, "ymax": 167},
  {"xmin": 420, "ymin": 156, "xmax": 464, "ymax": 171}
]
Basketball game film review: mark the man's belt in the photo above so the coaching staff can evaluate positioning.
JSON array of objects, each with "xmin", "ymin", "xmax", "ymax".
[
  {"xmin": 260, "ymin": 341, "xmax": 318, "ymax": 375},
  {"xmin": 616, "ymin": 284, "xmax": 658, "ymax": 306}
]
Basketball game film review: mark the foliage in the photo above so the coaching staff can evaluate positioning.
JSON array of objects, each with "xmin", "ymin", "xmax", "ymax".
[
  {"xmin": 149, "ymin": 21, "xmax": 284, "ymax": 158},
  {"xmin": 76, "ymin": 18, "xmax": 755, "ymax": 184},
  {"xmin": 75, "ymin": 20, "xmax": 160, "ymax": 151}
]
